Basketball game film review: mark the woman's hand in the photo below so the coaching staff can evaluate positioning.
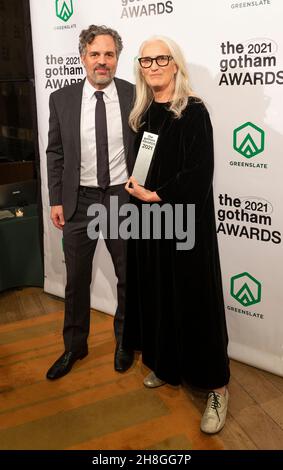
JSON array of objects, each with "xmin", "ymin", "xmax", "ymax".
[{"xmin": 125, "ymin": 176, "xmax": 161, "ymax": 202}]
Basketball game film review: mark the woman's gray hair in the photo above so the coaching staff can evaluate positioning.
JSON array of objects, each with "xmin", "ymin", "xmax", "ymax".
[
  {"xmin": 129, "ymin": 36, "xmax": 196, "ymax": 132},
  {"xmin": 79, "ymin": 25, "xmax": 123, "ymax": 57}
]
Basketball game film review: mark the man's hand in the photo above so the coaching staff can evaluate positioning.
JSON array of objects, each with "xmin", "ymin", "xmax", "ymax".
[
  {"xmin": 51, "ymin": 205, "xmax": 65, "ymax": 230},
  {"xmin": 125, "ymin": 176, "xmax": 161, "ymax": 202}
]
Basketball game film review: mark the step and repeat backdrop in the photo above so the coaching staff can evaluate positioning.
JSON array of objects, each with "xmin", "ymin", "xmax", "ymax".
[{"xmin": 29, "ymin": 0, "xmax": 283, "ymax": 375}]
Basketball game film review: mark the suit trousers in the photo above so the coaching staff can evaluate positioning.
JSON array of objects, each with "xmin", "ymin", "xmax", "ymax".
[{"xmin": 62, "ymin": 184, "xmax": 129, "ymax": 352}]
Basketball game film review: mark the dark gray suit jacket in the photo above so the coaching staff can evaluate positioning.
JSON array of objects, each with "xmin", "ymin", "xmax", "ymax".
[{"xmin": 46, "ymin": 77, "xmax": 135, "ymax": 221}]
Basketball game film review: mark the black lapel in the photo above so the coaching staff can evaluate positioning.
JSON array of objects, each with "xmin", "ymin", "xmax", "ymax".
[{"xmin": 71, "ymin": 78, "xmax": 85, "ymax": 162}]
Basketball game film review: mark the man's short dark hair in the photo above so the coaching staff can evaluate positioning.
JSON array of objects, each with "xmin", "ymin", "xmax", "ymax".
[{"xmin": 79, "ymin": 25, "xmax": 123, "ymax": 57}]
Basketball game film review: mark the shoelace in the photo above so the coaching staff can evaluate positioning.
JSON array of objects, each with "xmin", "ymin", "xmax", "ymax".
[
  {"xmin": 62, "ymin": 352, "xmax": 72, "ymax": 365},
  {"xmin": 208, "ymin": 391, "xmax": 221, "ymax": 421}
]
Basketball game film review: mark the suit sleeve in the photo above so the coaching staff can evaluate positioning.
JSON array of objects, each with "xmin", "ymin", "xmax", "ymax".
[
  {"xmin": 46, "ymin": 93, "xmax": 64, "ymax": 206},
  {"xmin": 156, "ymin": 104, "xmax": 214, "ymax": 213}
]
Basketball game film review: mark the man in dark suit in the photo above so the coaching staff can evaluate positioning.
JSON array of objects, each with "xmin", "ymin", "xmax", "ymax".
[{"xmin": 46, "ymin": 25, "xmax": 135, "ymax": 380}]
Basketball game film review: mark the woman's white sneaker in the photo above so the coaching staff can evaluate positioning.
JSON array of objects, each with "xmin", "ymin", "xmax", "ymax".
[{"xmin": 200, "ymin": 389, "xmax": 229, "ymax": 434}]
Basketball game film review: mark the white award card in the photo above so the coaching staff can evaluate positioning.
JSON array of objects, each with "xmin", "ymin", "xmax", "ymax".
[{"xmin": 132, "ymin": 131, "xmax": 159, "ymax": 185}]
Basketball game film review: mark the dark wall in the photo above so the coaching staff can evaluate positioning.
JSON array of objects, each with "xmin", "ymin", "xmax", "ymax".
[
  {"xmin": 0, "ymin": 0, "xmax": 39, "ymax": 179},
  {"xmin": 0, "ymin": 0, "xmax": 43, "ymax": 257}
]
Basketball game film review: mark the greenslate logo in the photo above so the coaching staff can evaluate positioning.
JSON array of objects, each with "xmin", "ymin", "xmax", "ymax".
[
  {"xmin": 230, "ymin": 272, "xmax": 261, "ymax": 307},
  {"xmin": 233, "ymin": 122, "xmax": 265, "ymax": 158},
  {"xmin": 56, "ymin": 0, "xmax": 73, "ymax": 22}
]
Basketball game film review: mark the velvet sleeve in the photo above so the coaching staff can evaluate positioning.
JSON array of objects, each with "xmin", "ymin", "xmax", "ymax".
[{"xmin": 156, "ymin": 103, "xmax": 214, "ymax": 211}]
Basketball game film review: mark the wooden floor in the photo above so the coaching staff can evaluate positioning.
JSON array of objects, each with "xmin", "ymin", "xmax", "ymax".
[{"xmin": 1, "ymin": 287, "xmax": 283, "ymax": 450}]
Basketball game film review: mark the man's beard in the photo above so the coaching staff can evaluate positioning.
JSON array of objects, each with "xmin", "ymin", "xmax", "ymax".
[
  {"xmin": 93, "ymin": 66, "xmax": 114, "ymax": 86},
  {"xmin": 94, "ymin": 74, "xmax": 113, "ymax": 85}
]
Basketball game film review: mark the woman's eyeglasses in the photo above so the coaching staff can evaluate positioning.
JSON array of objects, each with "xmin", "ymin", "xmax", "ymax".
[{"xmin": 138, "ymin": 55, "xmax": 173, "ymax": 68}]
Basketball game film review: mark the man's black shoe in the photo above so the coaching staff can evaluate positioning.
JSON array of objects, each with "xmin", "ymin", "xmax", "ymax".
[
  {"xmin": 114, "ymin": 343, "xmax": 134, "ymax": 372},
  {"xmin": 46, "ymin": 347, "xmax": 88, "ymax": 380}
]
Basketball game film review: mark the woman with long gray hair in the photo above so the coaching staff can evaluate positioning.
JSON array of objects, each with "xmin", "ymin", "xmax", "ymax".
[{"xmin": 123, "ymin": 35, "xmax": 230, "ymax": 434}]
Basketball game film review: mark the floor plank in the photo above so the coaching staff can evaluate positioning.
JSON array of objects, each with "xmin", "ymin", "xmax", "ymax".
[
  {"xmin": 219, "ymin": 415, "xmax": 257, "ymax": 450},
  {"xmin": 233, "ymin": 403, "xmax": 283, "ymax": 450},
  {"xmin": 231, "ymin": 361, "xmax": 282, "ymax": 404}
]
